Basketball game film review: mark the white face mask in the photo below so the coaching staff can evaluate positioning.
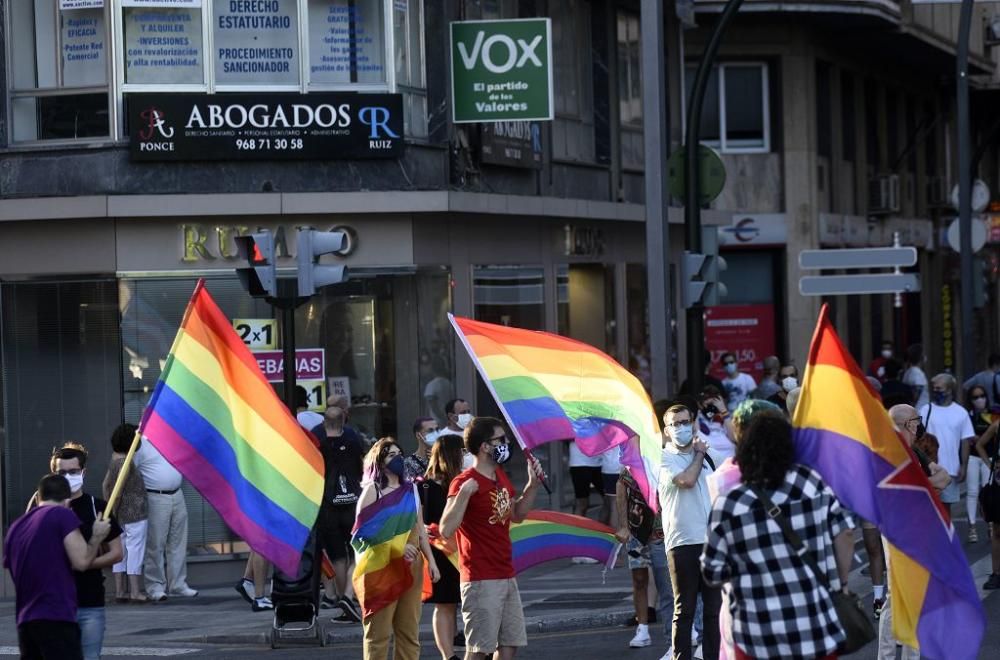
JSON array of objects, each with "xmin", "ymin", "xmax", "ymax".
[
  {"xmin": 462, "ymin": 452, "xmax": 475, "ymax": 469},
  {"xmin": 881, "ymin": 349, "xmax": 893, "ymax": 359},
  {"xmin": 781, "ymin": 376, "xmax": 798, "ymax": 392},
  {"xmin": 456, "ymin": 413, "xmax": 473, "ymax": 429},
  {"xmin": 422, "ymin": 429, "xmax": 440, "ymax": 446},
  {"xmin": 65, "ymin": 473, "xmax": 84, "ymax": 493}
]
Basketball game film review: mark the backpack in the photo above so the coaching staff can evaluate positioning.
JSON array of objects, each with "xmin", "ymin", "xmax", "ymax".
[{"xmin": 623, "ymin": 472, "xmax": 655, "ymax": 545}]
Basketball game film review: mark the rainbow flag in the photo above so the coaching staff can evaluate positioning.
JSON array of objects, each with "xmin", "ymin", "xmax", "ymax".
[
  {"xmin": 511, "ymin": 511, "xmax": 618, "ymax": 573},
  {"xmin": 793, "ymin": 304, "xmax": 984, "ymax": 659},
  {"xmin": 351, "ymin": 485, "xmax": 418, "ymax": 618},
  {"xmin": 140, "ymin": 281, "xmax": 325, "ymax": 576},
  {"xmin": 449, "ymin": 315, "xmax": 661, "ymax": 511}
]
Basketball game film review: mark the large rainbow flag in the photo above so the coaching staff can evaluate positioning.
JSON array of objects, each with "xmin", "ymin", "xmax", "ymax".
[
  {"xmin": 511, "ymin": 510, "xmax": 618, "ymax": 573},
  {"xmin": 351, "ymin": 485, "xmax": 418, "ymax": 618},
  {"xmin": 793, "ymin": 304, "xmax": 984, "ymax": 659},
  {"xmin": 450, "ymin": 315, "xmax": 661, "ymax": 511},
  {"xmin": 140, "ymin": 281, "xmax": 325, "ymax": 576}
]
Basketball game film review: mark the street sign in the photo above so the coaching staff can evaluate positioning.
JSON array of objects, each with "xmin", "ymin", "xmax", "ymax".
[
  {"xmin": 799, "ymin": 247, "xmax": 917, "ymax": 270},
  {"xmin": 450, "ymin": 19, "xmax": 553, "ymax": 123},
  {"xmin": 799, "ymin": 273, "xmax": 921, "ymax": 296},
  {"xmin": 950, "ymin": 178, "xmax": 990, "ymax": 212},
  {"xmin": 946, "ymin": 216, "xmax": 988, "ymax": 253},
  {"xmin": 667, "ymin": 145, "xmax": 726, "ymax": 205}
]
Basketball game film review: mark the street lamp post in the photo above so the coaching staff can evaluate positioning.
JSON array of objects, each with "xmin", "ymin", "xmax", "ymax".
[{"xmin": 957, "ymin": 0, "xmax": 976, "ymax": 381}]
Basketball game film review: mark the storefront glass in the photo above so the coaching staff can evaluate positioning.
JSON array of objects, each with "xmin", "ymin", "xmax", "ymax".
[{"xmin": 557, "ymin": 264, "xmax": 616, "ymax": 359}]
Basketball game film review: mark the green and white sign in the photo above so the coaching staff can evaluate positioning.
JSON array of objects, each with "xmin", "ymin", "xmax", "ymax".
[{"xmin": 450, "ymin": 18, "xmax": 553, "ymax": 123}]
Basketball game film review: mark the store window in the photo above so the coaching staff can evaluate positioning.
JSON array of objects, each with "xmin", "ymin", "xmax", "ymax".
[
  {"xmin": 473, "ymin": 266, "xmax": 545, "ymax": 330},
  {"xmin": 393, "ymin": 0, "xmax": 427, "ymax": 137},
  {"xmin": 307, "ymin": 0, "xmax": 387, "ymax": 87},
  {"xmin": 214, "ymin": 0, "xmax": 300, "ymax": 87},
  {"xmin": 617, "ymin": 12, "xmax": 643, "ymax": 170},
  {"xmin": 685, "ymin": 63, "xmax": 770, "ymax": 153},
  {"xmin": 557, "ymin": 264, "xmax": 617, "ymax": 360},
  {"xmin": 8, "ymin": 1, "xmax": 112, "ymax": 142},
  {"xmin": 551, "ymin": 0, "xmax": 595, "ymax": 162}
]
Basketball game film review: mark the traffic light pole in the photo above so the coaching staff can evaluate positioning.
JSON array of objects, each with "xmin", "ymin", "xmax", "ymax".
[
  {"xmin": 685, "ymin": 0, "xmax": 744, "ymax": 394},
  {"xmin": 271, "ymin": 279, "xmax": 308, "ymax": 415},
  {"xmin": 957, "ymin": 0, "xmax": 975, "ymax": 382}
]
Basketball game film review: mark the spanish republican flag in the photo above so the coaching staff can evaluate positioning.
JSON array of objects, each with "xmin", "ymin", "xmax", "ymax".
[{"xmin": 793, "ymin": 304, "xmax": 984, "ymax": 659}]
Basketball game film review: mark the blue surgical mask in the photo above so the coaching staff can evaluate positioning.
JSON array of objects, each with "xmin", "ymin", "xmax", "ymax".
[
  {"xmin": 422, "ymin": 429, "xmax": 440, "ymax": 446},
  {"xmin": 932, "ymin": 391, "xmax": 948, "ymax": 405},
  {"xmin": 672, "ymin": 425, "xmax": 694, "ymax": 447},
  {"xmin": 724, "ymin": 363, "xmax": 737, "ymax": 376}
]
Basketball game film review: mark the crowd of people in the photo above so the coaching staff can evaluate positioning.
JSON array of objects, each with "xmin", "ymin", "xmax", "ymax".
[{"xmin": 5, "ymin": 340, "xmax": 999, "ymax": 660}]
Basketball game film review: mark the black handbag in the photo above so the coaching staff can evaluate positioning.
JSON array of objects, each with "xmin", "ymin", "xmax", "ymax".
[
  {"xmin": 748, "ymin": 485, "xmax": 876, "ymax": 654},
  {"xmin": 980, "ymin": 455, "xmax": 1000, "ymax": 523}
]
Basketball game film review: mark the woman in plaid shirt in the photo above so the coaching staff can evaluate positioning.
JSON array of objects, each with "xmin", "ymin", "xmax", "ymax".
[{"xmin": 701, "ymin": 414, "xmax": 855, "ymax": 660}]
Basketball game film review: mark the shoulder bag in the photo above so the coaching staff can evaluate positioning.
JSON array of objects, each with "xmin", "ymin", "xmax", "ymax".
[
  {"xmin": 748, "ymin": 485, "xmax": 875, "ymax": 654},
  {"xmin": 979, "ymin": 451, "xmax": 1000, "ymax": 523}
]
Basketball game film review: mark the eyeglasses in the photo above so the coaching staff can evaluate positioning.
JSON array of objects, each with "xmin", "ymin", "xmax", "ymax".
[
  {"xmin": 489, "ymin": 434, "xmax": 509, "ymax": 445},
  {"xmin": 666, "ymin": 419, "xmax": 692, "ymax": 429},
  {"xmin": 905, "ymin": 417, "xmax": 921, "ymax": 425}
]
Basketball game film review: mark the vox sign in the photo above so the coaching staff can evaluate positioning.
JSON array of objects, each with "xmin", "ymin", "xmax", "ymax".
[{"xmin": 450, "ymin": 19, "xmax": 553, "ymax": 123}]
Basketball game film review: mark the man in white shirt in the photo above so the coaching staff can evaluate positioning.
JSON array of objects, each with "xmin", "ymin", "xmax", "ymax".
[
  {"xmin": 133, "ymin": 439, "xmax": 197, "ymax": 601},
  {"xmin": 658, "ymin": 404, "xmax": 720, "ymax": 660},
  {"xmin": 720, "ymin": 352, "xmax": 756, "ymax": 411},
  {"xmin": 917, "ymin": 373, "xmax": 973, "ymax": 517}
]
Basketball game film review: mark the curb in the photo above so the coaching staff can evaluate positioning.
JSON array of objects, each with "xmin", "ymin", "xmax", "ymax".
[{"xmin": 191, "ymin": 608, "xmax": 634, "ymax": 647}]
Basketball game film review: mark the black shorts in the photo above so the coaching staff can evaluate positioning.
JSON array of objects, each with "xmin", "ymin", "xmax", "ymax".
[
  {"xmin": 570, "ymin": 466, "xmax": 604, "ymax": 499},
  {"xmin": 317, "ymin": 503, "xmax": 356, "ymax": 562},
  {"xmin": 18, "ymin": 620, "xmax": 82, "ymax": 660}
]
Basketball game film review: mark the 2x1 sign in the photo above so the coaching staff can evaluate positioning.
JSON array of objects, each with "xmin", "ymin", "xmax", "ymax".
[
  {"xmin": 127, "ymin": 92, "xmax": 403, "ymax": 161},
  {"xmin": 451, "ymin": 19, "xmax": 553, "ymax": 123}
]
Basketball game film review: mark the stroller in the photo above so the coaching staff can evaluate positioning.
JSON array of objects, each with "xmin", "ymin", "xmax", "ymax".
[{"xmin": 270, "ymin": 530, "xmax": 324, "ymax": 648}]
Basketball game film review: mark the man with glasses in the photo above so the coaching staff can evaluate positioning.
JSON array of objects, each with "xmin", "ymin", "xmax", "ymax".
[
  {"xmin": 719, "ymin": 352, "xmax": 756, "ymax": 411},
  {"xmin": 440, "ymin": 417, "xmax": 544, "ymax": 660},
  {"xmin": 917, "ymin": 373, "xmax": 974, "ymax": 519},
  {"xmin": 659, "ymin": 404, "xmax": 720, "ymax": 660}
]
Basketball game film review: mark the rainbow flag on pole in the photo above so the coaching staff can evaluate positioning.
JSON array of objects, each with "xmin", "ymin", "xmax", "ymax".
[
  {"xmin": 449, "ymin": 315, "xmax": 661, "ymax": 511},
  {"xmin": 511, "ymin": 510, "xmax": 618, "ymax": 573},
  {"xmin": 140, "ymin": 280, "xmax": 325, "ymax": 576},
  {"xmin": 351, "ymin": 485, "xmax": 418, "ymax": 618},
  {"xmin": 793, "ymin": 304, "xmax": 984, "ymax": 659}
]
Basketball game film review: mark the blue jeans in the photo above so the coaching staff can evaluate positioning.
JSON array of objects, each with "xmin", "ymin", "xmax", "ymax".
[{"xmin": 77, "ymin": 607, "xmax": 105, "ymax": 660}]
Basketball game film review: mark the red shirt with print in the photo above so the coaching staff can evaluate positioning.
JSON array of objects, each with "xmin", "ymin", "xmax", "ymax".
[{"xmin": 448, "ymin": 466, "xmax": 516, "ymax": 582}]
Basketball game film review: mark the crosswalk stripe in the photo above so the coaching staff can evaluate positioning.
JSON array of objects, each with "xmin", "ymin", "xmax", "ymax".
[{"xmin": 0, "ymin": 648, "xmax": 199, "ymax": 657}]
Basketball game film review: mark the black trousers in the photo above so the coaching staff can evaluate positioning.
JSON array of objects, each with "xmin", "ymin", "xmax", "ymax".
[
  {"xmin": 667, "ymin": 543, "xmax": 721, "ymax": 660},
  {"xmin": 18, "ymin": 620, "xmax": 82, "ymax": 660}
]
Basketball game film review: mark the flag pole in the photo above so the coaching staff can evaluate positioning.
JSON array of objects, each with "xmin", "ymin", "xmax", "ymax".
[{"xmin": 101, "ymin": 428, "xmax": 141, "ymax": 520}]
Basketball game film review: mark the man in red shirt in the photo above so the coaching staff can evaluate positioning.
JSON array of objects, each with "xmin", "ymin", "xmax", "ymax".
[{"xmin": 440, "ymin": 417, "xmax": 543, "ymax": 660}]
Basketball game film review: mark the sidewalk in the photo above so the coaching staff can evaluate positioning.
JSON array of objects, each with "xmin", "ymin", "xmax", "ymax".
[{"xmin": 0, "ymin": 560, "xmax": 636, "ymax": 648}]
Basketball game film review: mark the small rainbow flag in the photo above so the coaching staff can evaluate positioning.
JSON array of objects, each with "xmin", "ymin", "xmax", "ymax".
[
  {"xmin": 511, "ymin": 511, "xmax": 618, "ymax": 573},
  {"xmin": 351, "ymin": 485, "xmax": 418, "ymax": 618},
  {"xmin": 794, "ymin": 304, "xmax": 984, "ymax": 659},
  {"xmin": 449, "ymin": 315, "xmax": 661, "ymax": 511},
  {"xmin": 140, "ymin": 281, "xmax": 325, "ymax": 576}
]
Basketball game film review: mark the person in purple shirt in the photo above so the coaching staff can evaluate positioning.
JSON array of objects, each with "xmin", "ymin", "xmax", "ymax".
[{"xmin": 4, "ymin": 474, "xmax": 110, "ymax": 660}]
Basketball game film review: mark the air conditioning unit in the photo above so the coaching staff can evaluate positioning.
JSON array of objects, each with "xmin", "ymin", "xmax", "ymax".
[
  {"xmin": 926, "ymin": 176, "xmax": 949, "ymax": 207},
  {"xmin": 868, "ymin": 174, "xmax": 900, "ymax": 215}
]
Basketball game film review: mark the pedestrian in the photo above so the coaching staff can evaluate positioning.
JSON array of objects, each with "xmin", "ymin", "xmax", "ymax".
[
  {"xmin": 420, "ymin": 433, "xmax": 466, "ymax": 660},
  {"xmin": 314, "ymin": 401, "xmax": 364, "ymax": 623},
  {"xmin": 879, "ymin": 359, "xmax": 914, "ymax": 410},
  {"xmin": 702, "ymin": 413, "xmax": 855, "ymax": 660},
  {"xmin": 918, "ymin": 373, "xmax": 974, "ymax": 522},
  {"xmin": 5, "ymin": 474, "xmax": 112, "ymax": 660},
  {"xmin": 294, "ymin": 384, "xmax": 324, "ymax": 431},
  {"xmin": 966, "ymin": 385, "xmax": 997, "ymax": 543},
  {"xmin": 133, "ymin": 435, "xmax": 197, "ymax": 602},
  {"xmin": 354, "ymin": 438, "xmax": 440, "ymax": 660},
  {"xmin": 568, "ymin": 437, "xmax": 604, "ymax": 519},
  {"xmin": 784, "ymin": 386, "xmax": 802, "ymax": 417},
  {"xmin": 440, "ymin": 416, "xmax": 544, "ymax": 660},
  {"xmin": 868, "ymin": 340, "xmax": 895, "ymax": 382},
  {"xmin": 975, "ymin": 416, "xmax": 1000, "ymax": 589},
  {"xmin": 766, "ymin": 364, "xmax": 798, "ymax": 408},
  {"xmin": 749, "ymin": 356, "xmax": 781, "ymax": 400},
  {"xmin": 719, "ymin": 353, "xmax": 756, "ymax": 411},
  {"xmin": 616, "ymin": 463, "xmax": 673, "ymax": 652},
  {"xmin": 599, "ymin": 445, "xmax": 622, "ymax": 529},
  {"xmin": 405, "ymin": 417, "xmax": 439, "ymax": 481},
  {"xmin": 234, "ymin": 551, "xmax": 273, "ymax": 612},
  {"xmin": 696, "ymin": 386, "xmax": 736, "ymax": 462},
  {"xmin": 659, "ymin": 403, "xmax": 721, "ymax": 660},
  {"xmin": 444, "ymin": 398, "xmax": 473, "ymax": 435},
  {"xmin": 50, "ymin": 443, "xmax": 124, "ymax": 660},
  {"xmin": 962, "ymin": 353, "xmax": 1000, "ymax": 408},
  {"xmin": 902, "ymin": 344, "xmax": 929, "ymax": 409},
  {"xmin": 101, "ymin": 424, "xmax": 149, "ymax": 604}
]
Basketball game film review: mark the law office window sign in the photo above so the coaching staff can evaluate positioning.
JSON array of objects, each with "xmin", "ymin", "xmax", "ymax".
[{"xmin": 450, "ymin": 18, "xmax": 554, "ymax": 123}]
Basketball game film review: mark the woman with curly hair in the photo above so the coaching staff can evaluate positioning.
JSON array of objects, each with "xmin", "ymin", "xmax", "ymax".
[
  {"xmin": 702, "ymin": 414, "xmax": 854, "ymax": 660},
  {"xmin": 353, "ymin": 438, "xmax": 440, "ymax": 660}
]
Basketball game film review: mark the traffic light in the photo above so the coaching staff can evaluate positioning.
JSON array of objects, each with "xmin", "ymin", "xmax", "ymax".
[
  {"xmin": 296, "ymin": 228, "xmax": 349, "ymax": 297},
  {"xmin": 683, "ymin": 251, "xmax": 708, "ymax": 308},
  {"xmin": 682, "ymin": 227, "xmax": 728, "ymax": 308},
  {"xmin": 234, "ymin": 230, "xmax": 277, "ymax": 298}
]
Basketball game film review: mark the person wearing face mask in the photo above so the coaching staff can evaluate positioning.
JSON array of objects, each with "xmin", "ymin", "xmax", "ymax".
[
  {"xmin": 444, "ymin": 398, "xmax": 474, "ymax": 435},
  {"xmin": 766, "ymin": 364, "xmax": 799, "ymax": 408},
  {"xmin": 6, "ymin": 473, "xmax": 112, "ymax": 660},
  {"xmin": 718, "ymin": 352, "xmax": 756, "ymax": 411},
  {"xmin": 965, "ymin": 386, "xmax": 997, "ymax": 543},
  {"xmin": 406, "ymin": 418, "xmax": 439, "ymax": 481},
  {"xmin": 440, "ymin": 417, "xmax": 544, "ymax": 660},
  {"xmin": 918, "ymin": 374, "xmax": 974, "ymax": 521},
  {"xmin": 749, "ymin": 356, "xmax": 781, "ymax": 401},
  {"xmin": 48, "ymin": 443, "xmax": 123, "ymax": 660},
  {"xmin": 659, "ymin": 404, "xmax": 720, "ymax": 660},
  {"xmin": 868, "ymin": 340, "xmax": 896, "ymax": 383},
  {"xmin": 902, "ymin": 344, "xmax": 929, "ymax": 409},
  {"xmin": 354, "ymin": 438, "xmax": 440, "ymax": 660},
  {"xmin": 963, "ymin": 353, "xmax": 1000, "ymax": 409}
]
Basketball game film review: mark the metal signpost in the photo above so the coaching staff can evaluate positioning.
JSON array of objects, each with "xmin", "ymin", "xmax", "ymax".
[{"xmin": 798, "ymin": 234, "xmax": 920, "ymax": 299}]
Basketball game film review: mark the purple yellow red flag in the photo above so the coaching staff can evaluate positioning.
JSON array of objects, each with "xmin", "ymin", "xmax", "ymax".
[
  {"xmin": 449, "ymin": 314, "xmax": 662, "ymax": 511},
  {"xmin": 793, "ymin": 304, "xmax": 984, "ymax": 659}
]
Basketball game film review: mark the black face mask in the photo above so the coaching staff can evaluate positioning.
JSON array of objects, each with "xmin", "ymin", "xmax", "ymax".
[{"xmin": 915, "ymin": 422, "xmax": 926, "ymax": 440}]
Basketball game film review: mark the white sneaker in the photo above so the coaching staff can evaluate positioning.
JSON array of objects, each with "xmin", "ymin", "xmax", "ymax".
[
  {"xmin": 572, "ymin": 556, "xmax": 600, "ymax": 564},
  {"xmin": 694, "ymin": 643, "xmax": 703, "ymax": 659},
  {"xmin": 658, "ymin": 648, "xmax": 673, "ymax": 660},
  {"xmin": 629, "ymin": 624, "xmax": 651, "ymax": 648},
  {"xmin": 169, "ymin": 586, "xmax": 198, "ymax": 597}
]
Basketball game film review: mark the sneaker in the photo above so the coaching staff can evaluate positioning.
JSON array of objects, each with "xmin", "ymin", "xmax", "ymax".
[
  {"xmin": 336, "ymin": 597, "xmax": 361, "ymax": 623},
  {"xmin": 320, "ymin": 594, "xmax": 339, "ymax": 610},
  {"xmin": 235, "ymin": 579, "xmax": 253, "ymax": 605},
  {"xmin": 331, "ymin": 611, "xmax": 360, "ymax": 624},
  {"xmin": 629, "ymin": 624, "xmax": 652, "ymax": 648},
  {"xmin": 453, "ymin": 632, "xmax": 466, "ymax": 648},
  {"xmin": 147, "ymin": 591, "xmax": 167, "ymax": 602},
  {"xmin": 169, "ymin": 586, "xmax": 198, "ymax": 597},
  {"xmin": 873, "ymin": 597, "xmax": 886, "ymax": 619},
  {"xmin": 252, "ymin": 596, "xmax": 274, "ymax": 612},
  {"xmin": 572, "ymin": 556, "xmax": 600, "ymax": 564},
  {"xmin": 984, "ymin": 573, "xmax": 1000, "ymax": 589},
  {"xmin": 658, "ymin": 648, "xmax": 673, "ymax": 660},
  {"xmin": 969, "ymin": 526, "xmax": 979, "ymax": 543}
]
